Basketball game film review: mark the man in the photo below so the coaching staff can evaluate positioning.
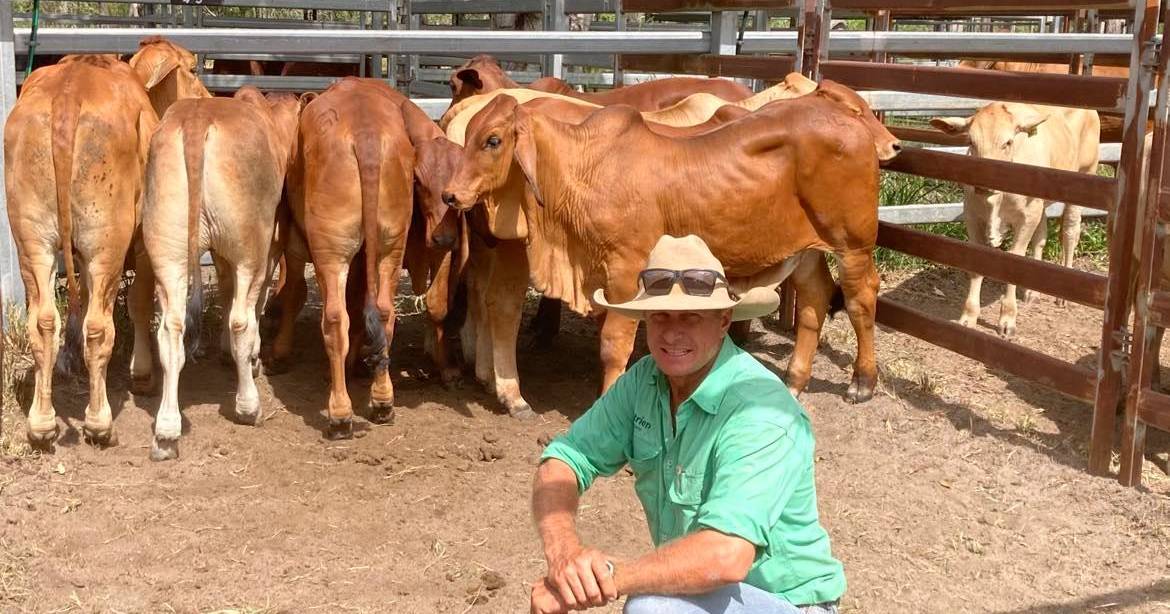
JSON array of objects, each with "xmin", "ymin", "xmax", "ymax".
[{"xmin": 530, "ymin": 235, "xmax": 845, "ymax": 614}]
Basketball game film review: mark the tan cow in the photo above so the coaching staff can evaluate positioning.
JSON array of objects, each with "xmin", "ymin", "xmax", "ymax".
[
  {"xmin": 5, "ymin": 55, "xmax": 158, "ymax": 447},
  {"xmin": 140, "ymin": 87, "xmax": 301, "ymax": 461},
  {"xmin": 444, "ymin": 94, "xmax": 882, "ymax": 414},
  {"xmin": 127, "ymin": 36, "xmax": 212, "ymax": 119},
  {"xmin": 931, "ymin": 103, "xmax": 1100, "ymax": 336},
  {"xmin": 446, "ymin": 54, "xmax": 751, "ymax": 112}
]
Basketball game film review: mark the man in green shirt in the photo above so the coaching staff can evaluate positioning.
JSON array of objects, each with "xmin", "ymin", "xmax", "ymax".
[{"xmin": 529, "ymin": 235, "xmax": 845, "ymax": 614}]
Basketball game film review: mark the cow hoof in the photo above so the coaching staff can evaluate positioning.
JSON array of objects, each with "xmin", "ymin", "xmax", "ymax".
[
  {"xmin": 846, "ymin": 376, "xmax": 875, "ymax": 404},
  {"xmin": 150, "ymin": 437, "xmax": 180, "ymax": 462},
  {"xmin": 368, "ymin": 401, "xmax": 395, "ymax": 425},
  {"xmin": 508, "ymin": 401, "xmax": 536, "ymax": 420},
  {"xmin": 26, "ymin": 423, "xmax": 59, "ymax": 451},
  {"xmin": 130, "ymin": 375, "xmax": 156, "ymax": 396},
  {"xmin": 439, "ymin": 367, "xmax": 462, "ymax": 387},
  {"xmin": 326, "ymin": 419, "xmax": 353, "ymax": 440},
  {"xmin": 998, "ymin": 321, "xmax": 1017, "ymax": 338},
  {"xmin": 235, "ymin": 399, "xmax": 263, "ymax": 426},
  {"xmin": 83, "ymin": 425, "xmax": 118, "ymax": 448}
]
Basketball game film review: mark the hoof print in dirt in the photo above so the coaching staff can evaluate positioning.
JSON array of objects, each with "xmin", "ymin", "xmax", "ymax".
[
  {"xmin": 478, "ymin": 445, "xmax": 505, "ymax": 462},
  {"xmin": 481, "ymin": 570, "xmax": 506, "ymax": 592}
]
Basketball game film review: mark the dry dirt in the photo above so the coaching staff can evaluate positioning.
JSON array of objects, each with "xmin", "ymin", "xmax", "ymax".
[{"xmin": 2, "ymin": 265, "xmax": 1170, "ymax": 614}]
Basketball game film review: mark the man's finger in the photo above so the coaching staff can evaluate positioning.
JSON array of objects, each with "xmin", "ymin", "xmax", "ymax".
[
  {"xmin": 575, "ymin": 558, "xmax": 605, "ymax": 606},
  {"xmin": 552, "ymin": 570, "xmax": 582, "ymax": 610},
  {"xmin": 563, "ymin": 568, "xmax": 588, "ymax": 607},
  {"xmin": 591, "ymin": 557, "xmax": 618, "ymax": 602}
]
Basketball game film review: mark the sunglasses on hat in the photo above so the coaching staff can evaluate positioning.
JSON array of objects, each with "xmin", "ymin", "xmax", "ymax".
[{"xmin": 639, "ymin": 268, "xmax": 734, "ymax": 298}]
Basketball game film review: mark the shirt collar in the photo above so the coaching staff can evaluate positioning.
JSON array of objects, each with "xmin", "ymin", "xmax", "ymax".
[{"xmin": 650, "ymin": 335, "xmax": 740, "ymax": 415}]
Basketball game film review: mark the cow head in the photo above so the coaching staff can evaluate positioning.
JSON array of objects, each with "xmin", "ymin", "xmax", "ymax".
[
  {"xmin": 931, "ymin": 102, "xmax": 1048, "ymax": 164},
  {"xmin": 441, "ymin": 95, "xmax": 532, "ymax": 239},
  {"xmin": 814, "ymin": 79, "xmax": 902, "ymax": 162},
  {"xmin": 448, "ymin": 55, "xmax": 518, "ymax": 107},
  {"xmin": 414, "ymin": 137, "xmax": 463, "ymax": 250},
  {"xmin": 931, "ymin": 103, "xmax": 1050, "ymax": 247},
  {"xmin": 129, "ymin": 36, "xmax": 212, "ymax": 118}
]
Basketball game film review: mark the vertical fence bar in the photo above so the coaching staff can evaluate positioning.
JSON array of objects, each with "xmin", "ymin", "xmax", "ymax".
[
  {"xmin": 1088, "ymin": 0, "xmax": 1160, "ymax": 476},
  {"xmin": 544, "ymin": 0, "xmax": 566, "ymax": 79},
  {"xmin": 613, "ymin": 0, "xmax": 624, "ymax": 88},
  {"xmin": 0, "ymin": 1, "xmax": 21, "ymax": 318}
]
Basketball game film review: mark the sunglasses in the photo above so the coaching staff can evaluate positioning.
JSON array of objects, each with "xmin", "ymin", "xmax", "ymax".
[{"xmin": 639, "ymin": 268, "xmax": 733, "ymax": 298}]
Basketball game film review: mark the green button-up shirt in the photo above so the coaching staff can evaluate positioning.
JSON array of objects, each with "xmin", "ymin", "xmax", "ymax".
[{"xmin": 541, "ymin": 336, "xmax": 845, "ymax": 606}]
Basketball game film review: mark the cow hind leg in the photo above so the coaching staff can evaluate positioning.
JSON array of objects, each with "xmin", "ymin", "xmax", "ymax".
[
  {"xmin": 1054, "ymin": 203, "xmax": 1083, "ymax": 307},
  {"xmin": 80, "ymin": 258, "xmax": 122, "ymax": 446},
  {"xmin": 213, "ymin": 252, "xmax": 235, "ymax": 367},
  {"xmin": 151, "ymin": 264, "xmax": 189, "ymax": 462},
  {"xmin": 22, "ymin": 253, "xmax": 61, "ymax": 448},
  {"xmin": 837, "ymin": 249, "xmax": 879, "ymax": 403},
  {"xmin": 316, "ymin": 262, "xmax": 354, "ymax": 439},
  {"xmin": 366, "ymin": 246, "xmax": 405, "ymax": 425},
  {"xmin": 129, "ymin": 246, "xmax": 157, "ymax": 396},
  {"xmin": 266, "ymin": 247, "xmax": 307, "ymax": 374},
  {"xmin": 784, "ymin": 253, "xmax": 834, "ymax": 398},
  {"xmin": 228, "ymin": 264, "xmax": 265, "ymax": 426},
  {"xmin": 425, "ymin": 253, "xmax": 461, "ymax": 385}
]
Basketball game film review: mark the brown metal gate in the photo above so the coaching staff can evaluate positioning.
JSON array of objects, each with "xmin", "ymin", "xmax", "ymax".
[{"xmin": 1120, "ymin": 4, "xmax": 1170, "ymax": 487}]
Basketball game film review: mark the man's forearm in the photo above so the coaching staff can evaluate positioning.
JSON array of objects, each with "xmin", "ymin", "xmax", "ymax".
[
  {"xmin": 614, "ymin": 530, "xmax": 755, "ymax": 597},
  {"xmin": 532, "ymin": 459, "xmax": 583, "ymax": 559}
]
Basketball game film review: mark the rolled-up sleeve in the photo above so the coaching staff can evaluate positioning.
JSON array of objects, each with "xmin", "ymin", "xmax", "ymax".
[
  {"xmin": 540, "ymin": 366, "xmax": 640, "ymax": 495},
  {"xmin": 695, "ymin": 413, "xmax": 809, "ymax": 547}
]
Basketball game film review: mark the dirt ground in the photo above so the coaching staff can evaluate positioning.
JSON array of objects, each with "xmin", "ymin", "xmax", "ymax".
[{"xmin": 2, "ymin": 264, "xmax": 1170, "ymax": 614}]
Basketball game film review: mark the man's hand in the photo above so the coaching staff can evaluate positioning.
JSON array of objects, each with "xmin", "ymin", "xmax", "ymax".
[
  {"xmin": 531, "ymin": 579, "xmax": 570, "ymax": 614},
  {"xmin": 546, "ymin": 545, "xmax": 618, "ymax": 609}
]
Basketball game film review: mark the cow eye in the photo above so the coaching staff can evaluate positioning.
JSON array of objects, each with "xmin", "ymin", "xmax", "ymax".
[{"xmin": 485, "ymin": 135, "xmax": 501, "ymax": 149}]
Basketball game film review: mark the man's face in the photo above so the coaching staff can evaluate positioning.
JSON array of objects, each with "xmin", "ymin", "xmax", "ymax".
[{"xmin": 646, "ymin": 309, "xmax": 732, "ymax": 378}]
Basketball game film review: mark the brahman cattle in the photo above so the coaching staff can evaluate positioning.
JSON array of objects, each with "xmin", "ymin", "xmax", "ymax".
[
  {"xmin": 274, "ymin": 77, "xmax": 459, "ymax": 439},
  {"xmin": 5, "ymin": 54, "xmax": 158, "ymax": 447},
  {"xmin": 440, "ymin": 77, "xmax": 897, "ymax": 416},
  {"xmin": 127, "ymin": 36, "xmax": 213, "ymax": 119},
  {"xmin": 931, "ymin": 103, "xmax": 1100, "ymax": 337},
  {"xmin": 447, "ymin": 54, "xmax": 752, "ymax": 111},
  {"xmin": 443, "ymin": 92, "xmax": 883, "ymax": 415},
  {"xmin": 140, "ymin": 87, "xmax": 302, "ymax": 461}
]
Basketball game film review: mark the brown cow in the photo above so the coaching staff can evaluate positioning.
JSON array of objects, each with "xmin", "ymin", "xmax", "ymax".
[
  {"xmin": 276, "ymin": 77, "xmax": 456, "ymax": 438},
  {"xmin": 140, "ymin": 87, "xmax": 302, "ymax": 461},
  {"xmin": 5, "ymin": 55, "xmax": 158, "ymax": 447},
  {"xmin": 445, "ymin": 95, "xmax": 881, "ymax": 404},
  {"xmin": 447, "ymin": 54, "xmax": 752, "ymax": 111},
  {"xmin": 127, "ymin": 36, "xmax": 213, "ymax": 119}
]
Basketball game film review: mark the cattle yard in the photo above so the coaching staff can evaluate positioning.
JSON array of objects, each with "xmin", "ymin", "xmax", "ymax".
[{"xmin": 3, "ymin": 1, "xmax": 1170, "ymax": 613}]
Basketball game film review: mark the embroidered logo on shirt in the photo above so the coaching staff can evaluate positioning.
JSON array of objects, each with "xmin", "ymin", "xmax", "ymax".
[{"xmin": 634, "ymin": 415, "xmax": 653, "ymax": 430}]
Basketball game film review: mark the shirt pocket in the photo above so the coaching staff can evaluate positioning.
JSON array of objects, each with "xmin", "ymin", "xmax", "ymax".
[
  {"xmin": 628, "ymin": 431, "xmax": 662, "ymax": 477},
  {"xmin": 667, "ymin": 469, "xmax": 706, "ymax": 532}
]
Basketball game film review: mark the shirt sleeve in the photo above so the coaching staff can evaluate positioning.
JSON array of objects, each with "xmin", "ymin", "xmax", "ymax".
[
  {"xmin": 695, "ymin": 408, "xmax": 811, "ymax": 547},
  {"xmin": 540, "ymin": 363, "xmax": 641, "ymax": 495}
]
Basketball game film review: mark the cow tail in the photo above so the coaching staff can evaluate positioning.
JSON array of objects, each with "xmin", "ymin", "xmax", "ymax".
[
  {"xmin": 182, "ymin": 114, "xmax": 209, "ymax": 360},
  {"xmin": 354, "ymin": 131, "xmax": 388, "ymax": 371},
  {"xmin": 51, "ymin": 94, "xmax": 85, "ymax": 377}
]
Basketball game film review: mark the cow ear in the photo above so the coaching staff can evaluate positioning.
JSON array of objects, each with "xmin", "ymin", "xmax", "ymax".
[
  {"xmin": 298, "ymin": 91, "xmax": 318, "ymax": 111},
  {"xmin": 1013, "ymin": 109, "xmax": 1048, "ymax": 136},
  {"xmin": 455, "ymin": 68, "xmax": 483, "ymax": 92},
  {"xmin": 930, "ymin": 116, "xmax": 972, "ymax": 135},
  {"xmin": 136, "ymin": 55, "xmax": 181, "ymax": 89},
  {"xmin": 513, "ymin": 106, "xmax": 544, "ymax": 206}
]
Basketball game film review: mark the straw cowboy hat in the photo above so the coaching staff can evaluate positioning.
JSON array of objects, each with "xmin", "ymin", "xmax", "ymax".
[{"xmin": 592, "ymin": 234, "xmax": 781, "ymax": 322}]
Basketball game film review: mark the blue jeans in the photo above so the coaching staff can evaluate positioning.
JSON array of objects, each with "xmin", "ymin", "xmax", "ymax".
[{"xmin": 623, "ymin": 583, "xmax": 839, "ymax": 614}]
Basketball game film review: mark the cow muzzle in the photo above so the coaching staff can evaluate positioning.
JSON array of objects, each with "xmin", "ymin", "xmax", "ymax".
[{"xmin": 441, "ymin": 190, "xmax": 478, "ymax": 211}]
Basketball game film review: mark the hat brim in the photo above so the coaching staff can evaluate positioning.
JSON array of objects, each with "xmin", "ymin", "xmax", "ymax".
[{"xmin": 592, "ymin": 286, "xmax": 780, "ymax": 322}]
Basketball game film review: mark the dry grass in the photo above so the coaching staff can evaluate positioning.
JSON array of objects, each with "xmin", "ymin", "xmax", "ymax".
[
  {"xmin": 0, "ymin": 537, "xmax": 33, "ymax": 608},
  {"xmin": 2, "ymin": 305, "xmax": 32, "ymax": 459}
]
